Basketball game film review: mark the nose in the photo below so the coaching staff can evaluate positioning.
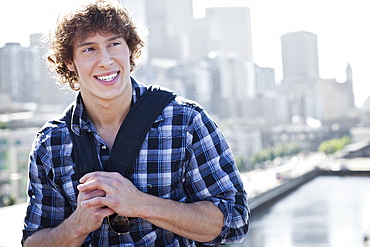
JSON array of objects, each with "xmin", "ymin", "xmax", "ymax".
[{"xmin": 98, "ymin": 48, "xmax": 113, "ymax": 68}]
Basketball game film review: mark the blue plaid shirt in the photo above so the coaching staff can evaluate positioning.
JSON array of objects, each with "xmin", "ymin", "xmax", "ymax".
[{"xmin": 23, "ymin": 79, "xmax": 250, "ymax": 246}]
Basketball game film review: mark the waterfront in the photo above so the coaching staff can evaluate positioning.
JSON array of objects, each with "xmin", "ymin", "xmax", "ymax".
[
  {"xmin": 1, "ymin": 158, "xmax": 370, "ymax": 246},
  {"xmin": 232, "ymin": 175, "xmax": 370, "ymax": 247}
]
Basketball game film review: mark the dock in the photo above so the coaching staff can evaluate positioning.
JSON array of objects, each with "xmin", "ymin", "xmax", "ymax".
[{"xmin": 245, "ymin": 156, "xmax": 370, "ymax": 211}]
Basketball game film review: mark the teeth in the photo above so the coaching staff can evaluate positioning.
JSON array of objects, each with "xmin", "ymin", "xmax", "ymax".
[{"xmin": 96, "ymin": 73, "xmax": 118, "ymax": 81}]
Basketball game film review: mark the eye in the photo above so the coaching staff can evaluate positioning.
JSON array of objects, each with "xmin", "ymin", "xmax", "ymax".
[
  {"xmin": 110, "ymin": 42, "xmax": 121, "ymax": 47},
  {"xmin": 82, "ymin": 47, "xmax": 95, "ymax": 53}
]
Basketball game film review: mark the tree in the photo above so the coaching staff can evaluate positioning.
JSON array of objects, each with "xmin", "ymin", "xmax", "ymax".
[
  {"xmin": 250, "ymin": 142, "xmax": 302, "ymax": 167},
  {"xmin": 318, "ymin": 135, "xmax": 351, "ymax": 155}
]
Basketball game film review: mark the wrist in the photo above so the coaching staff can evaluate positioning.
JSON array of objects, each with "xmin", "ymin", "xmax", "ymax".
[
  {"xmin": 134, "ymin": 193, "xmax": 158, "ymax": 219},
  {"xmin": 62, "ymin": 211, "xmax": 90, "ymax": 241}
]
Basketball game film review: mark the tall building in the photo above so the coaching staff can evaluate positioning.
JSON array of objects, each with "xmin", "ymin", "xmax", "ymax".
[
  {"xmin": 205, "ymin": 7, "xmax": 253, "ymax": 62},
  {"xmin": 167, "ymin": 58, "xmax": 212, "ymax": 109},
  {"xmin": 280, "ymin": 31, "xmax": 356, "ymax": 123},
  {"xmin": 318, "ymin": 64, "xmax": 356, "ymax": 121},
  {"xmin": 253, "ymin": 64, "xmax": 278, "ymax": 122},
  {"xmin": 281, "ymin": 31, "xmax": 320, "ymax": 80},
  {"xmin": 140, "ymin": 1, "xmax": 254, "ymax": 64},
  {"xmin": 0, "ymin": 43, "xmax": 40, "ymax": 104},
  {"xmin": 122, "ymin": 1, "xmax": 279, "ymax": 123},
  {"xmin": 345, "ymin": 64, "xmax": 355, "ymax": 110},
  {"xmin": 0, "ymin": 35, "xmax": 75, "ymax": 112},
  {"xmin": 280, "ymin": 31, "xmax": 321, "ymax": 122},
  {"xmin": 207, "ymin": 54, "xmax": 239, "ymax": 118},
  {"xmin": 144, "ymin": 0, "xmax": 195, "ymax": 60}
]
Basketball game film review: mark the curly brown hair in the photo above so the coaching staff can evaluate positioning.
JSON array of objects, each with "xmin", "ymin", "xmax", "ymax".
[{"xmin": 47, "ymin": 0, "xmax": 145, "ymax": 91}]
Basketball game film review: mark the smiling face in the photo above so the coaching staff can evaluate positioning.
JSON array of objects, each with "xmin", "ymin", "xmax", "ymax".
[{"xmin": 66, "ymin": 32, "xmax": 132, "ymax": 103}]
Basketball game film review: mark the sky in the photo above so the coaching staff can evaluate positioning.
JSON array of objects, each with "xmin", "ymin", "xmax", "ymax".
[{"xmin": 1, "ymin": 0, "xmax": 369, "ymax": 107}]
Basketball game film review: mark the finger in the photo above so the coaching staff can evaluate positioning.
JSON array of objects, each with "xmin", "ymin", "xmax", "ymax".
[
  {"xmin": 80, "ymin": 189, "xmax": 106, "ymax": 201},
  {"xmin": 78, "ymin": 176, "xmax": 121, "ymax": 195},
  {"xmin": 79, "ymin": 171, "xmax": 104, "ymax": 183},
  {"xmin": 99, "ymin": 207, "xmax": 115, "ymax": 217},
  {"xmin": 78, "ymin": 179, "xmax": 105, "ymax": 193},
  {"xmin": 80, "ymin": 171, "xmax": 122, "ymax": 183},
  {"xmin": 83, "ymin": 205, "xmax": 115, "ymax": 219},
  {"xmin": 81, "ymin": 194, "xmax": 109, "ymax": 208}
]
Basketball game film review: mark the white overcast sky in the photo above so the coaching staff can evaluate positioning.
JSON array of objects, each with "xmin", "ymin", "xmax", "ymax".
[{"xmin": 1, "ymin": 0, "xmax": 369, "ymax": 107}]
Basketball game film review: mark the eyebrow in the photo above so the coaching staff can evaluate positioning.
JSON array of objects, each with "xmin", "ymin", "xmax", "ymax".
[{"xmin": 76, "ymin": 35, "xmax": 124, "ymax": 49}]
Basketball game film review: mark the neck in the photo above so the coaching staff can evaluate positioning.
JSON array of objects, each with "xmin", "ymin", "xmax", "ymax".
[
  {"xmin": 81, "ymin": 88, "xmax": 132, "ymax": 149},
  {"xmin": 87, "ymin": 95, "xmax": 131, "ymax": 128}
]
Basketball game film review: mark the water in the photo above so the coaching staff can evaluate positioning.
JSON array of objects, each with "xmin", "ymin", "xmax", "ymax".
[{"xmin": 232, "ymin": 176, "xmax": 370, "ymax": 247}]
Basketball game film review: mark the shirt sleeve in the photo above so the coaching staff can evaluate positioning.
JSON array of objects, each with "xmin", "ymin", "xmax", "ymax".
[
  {"xmin": 22, "ymin": 130, "xmax": 75, "ymax": 242},
  {"xmin": 184, "ymin": 108, "xmax": 250, "ymax": 246}
]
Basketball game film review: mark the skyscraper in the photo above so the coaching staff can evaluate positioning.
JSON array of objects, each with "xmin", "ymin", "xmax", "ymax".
[
  {"xmin": 280, "ymin": 31, "xmax": 321, "ymax": 122},
  {"xmin": 144, "ymin": 0, "xmax": 195, "ymax": 60},
  {"xmin": 205, "ymin": 7, "xmax": 253, "ymax": 62},
  {"xmin": 318, "ymin": 64, "xmax": 356, "ymax": 121},
  {"xmin": 0, "ymin": 43, "xmax": 39, "ymax": 104},
  {"xmin": 0, "ymin": 35, "xmax": 76, "ymax": 112},
  {"xmin": 281, "ymin": 31, "xmax": 320, "ymax": 81}
]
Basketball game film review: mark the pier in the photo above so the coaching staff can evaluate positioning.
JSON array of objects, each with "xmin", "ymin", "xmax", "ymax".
[
  {"xmin": 248, "ymin": 157, "xmax": 370, "ymax": 211},
  {"xmin": 245, "ymin": 155, "xmax": 370, "ymax": 211}
]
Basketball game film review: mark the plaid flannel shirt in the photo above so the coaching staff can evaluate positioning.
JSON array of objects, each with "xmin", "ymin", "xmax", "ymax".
[{"xmin": 23, "ymin": 78, "xmax": 250, "ymax": 246}]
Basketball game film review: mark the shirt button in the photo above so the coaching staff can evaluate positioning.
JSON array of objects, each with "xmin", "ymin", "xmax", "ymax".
[
  {"xmin": 102, "ymin": 145, "xmax": 107, "ymax": 149},
  {"xmin": 83, "ymin": 126, "xmax": 88, "ymax": 130},
  {"xmin": 147, "ymin": 184, "xmax": 153, "ymax": 189}
]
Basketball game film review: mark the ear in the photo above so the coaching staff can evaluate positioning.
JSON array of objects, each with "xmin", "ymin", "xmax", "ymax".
[{"xmin": 65, "ymin": 60, "xmax": 75, "ymax": 71}]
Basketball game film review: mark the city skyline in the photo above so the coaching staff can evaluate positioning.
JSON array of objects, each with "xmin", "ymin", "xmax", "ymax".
[{"xmin": 1, "ymin": 0, "xmax": 369, "ymax": 107}]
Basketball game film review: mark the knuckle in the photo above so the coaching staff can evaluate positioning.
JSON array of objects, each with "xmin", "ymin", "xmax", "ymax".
[
  {"xmin": 111, "ymin": 179, "xmax": 121, "ymax": 187},
  {"xmin": 110, "ymin": 199, "xmax": 120, "ymax": 208},
  {"xmin": 93, "ymin": 211, "xmax": 103, "ymax": 220},
  {"xmin": 93, "ymin": 179, "xmax": 103, "ymax": 187},
  {"xmin": 94, "ymin": 196, "xmax": 103, "ymax": 204}
]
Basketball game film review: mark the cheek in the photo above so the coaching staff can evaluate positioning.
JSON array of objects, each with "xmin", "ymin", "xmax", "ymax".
[{"xmin": 73, "ymin": 61, "xmax": 92, "ymax": 77}]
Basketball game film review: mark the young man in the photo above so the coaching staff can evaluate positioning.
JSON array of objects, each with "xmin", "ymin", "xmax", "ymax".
[{"xmin": 22, "ymin": 0, "xmax": 250, "ymax": 246}]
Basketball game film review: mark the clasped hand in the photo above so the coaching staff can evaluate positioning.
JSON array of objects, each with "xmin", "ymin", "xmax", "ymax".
[{"xmin": 75, "ymin": 171, "xmax": 142, "ymax": 232}]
